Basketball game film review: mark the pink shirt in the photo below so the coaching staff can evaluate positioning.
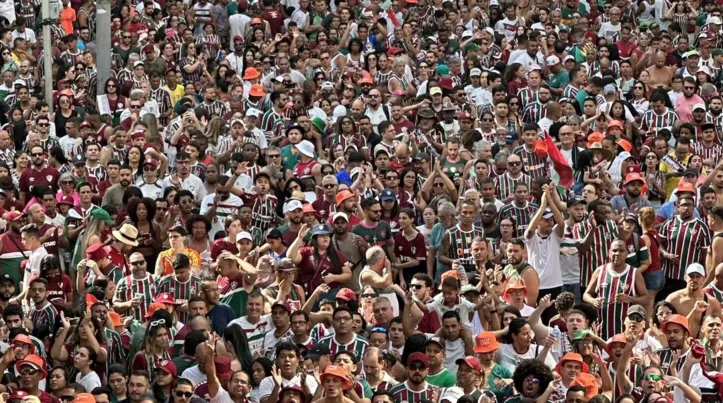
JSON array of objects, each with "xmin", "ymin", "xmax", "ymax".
[{"xmin": 675, "ymin": 94, "xmax": 705, "ymax": 122}]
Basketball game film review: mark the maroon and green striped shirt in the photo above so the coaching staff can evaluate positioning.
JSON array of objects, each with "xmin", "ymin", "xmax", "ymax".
[
  {"xmin": 572, "ymin": 219, "xmax": 619, "ymax": 287},
  {"xmin": 596, "ymin": 264, "xmax": 638, "ymax": 340},
  {"xmin": 659, "ymin": 217, "xmax": 711, "ymax": 281},
  {"xmin": 388, "ymin": 381, "xmax": 439, "ymax": 403},
  {"xmin": 498, "ymin": 201, "xmax": 540, "ymax": 238},
  {"xmin": 30, "ymin": 301, "xmax": 58, "ymax": 331},
  {"xmin": 113, "ymin": 274, "xmax": 158, "ymax": 322},
  {"xmin": 512, "ymin": 144, "xmax": 547, "ymax": 178},
  {"xmin": 315, "ymin": 333, "xmax": 369, "ymax": 361},
  {"xmin": 641, "ymin": 109, "xmax": 679, "ymax": 134},
  {"xmin": 494, "ymin": 172, "xmax": 532, "ymax": 201},
  {"xmin": 156, "ymin": 274, "xmax": 202, "ymax": 323}
]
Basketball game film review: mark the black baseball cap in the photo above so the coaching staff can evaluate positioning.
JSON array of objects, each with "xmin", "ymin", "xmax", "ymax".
[
  {"xmin": 0, "ymin": 273, "xmax": 13, "ymax": 285},
  {"xmin": 306, "ymin": 344, "xmax": 331, "ymax": 359}
]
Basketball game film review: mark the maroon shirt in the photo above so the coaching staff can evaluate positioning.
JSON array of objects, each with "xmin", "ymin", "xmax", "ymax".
[
  {"xmin": 46, "ymin": 274, "xmax": 72, "ymax": 311},
  {"xmin": 297, "ymin": 246, "xmax": 348, "ymax": 290},
  {"xmin": 19, "ymin": 167, "xmax": 60, "ymax": 195},
  {"xmin": 312, "ymin": 198, "xmax": 336, "ymax": 222},
  {"xmin": 38, "ymin": 224, "xmax": 59, "ymax": 256},
  {"xmin": 261, "ymin": 8, "xmax": 285, "ymax": 35}
]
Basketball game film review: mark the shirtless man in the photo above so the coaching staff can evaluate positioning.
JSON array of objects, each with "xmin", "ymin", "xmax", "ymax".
[
  {"xmin": 666, "ymin": 263, "xmax": 722, "ymax": 338},
  {"xmin": 646, "ymin": 51, "xmax": 676, "ymax": 89}
]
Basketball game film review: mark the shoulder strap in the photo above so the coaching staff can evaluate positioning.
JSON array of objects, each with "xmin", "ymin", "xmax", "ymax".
[
  {"xmin": 633, "ymin": 232, "xmax": 640, "ymax": 252},
  {"xmin": 6, "ymin": 234, "xmax": 27, "ymax": 259},
  {"xmin": 382, "ymin": 104, "xmax": 391, "ymax": 121}
]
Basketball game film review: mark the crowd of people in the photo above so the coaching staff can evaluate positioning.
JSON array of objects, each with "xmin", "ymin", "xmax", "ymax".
[{"xmin": 2, "ymin": 0, "xmax": 723, "ymax": 402}]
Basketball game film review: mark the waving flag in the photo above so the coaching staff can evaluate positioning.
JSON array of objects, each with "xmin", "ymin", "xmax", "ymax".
[{"xmin": 544, "ymin": 132, "xmax": 573, "ymax": 188}]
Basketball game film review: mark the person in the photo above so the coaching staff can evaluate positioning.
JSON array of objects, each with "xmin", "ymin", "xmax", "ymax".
[
  {"xmin": 387, "ymin": 352, "xmax": 439, "ymax": 403},
  {"xmin": 257, "ymin": 341, "xmax": 318, "ymax": 403},
  {"xmin": 73, "ymin": 346, "xmax": 101, "ymax": 391}
]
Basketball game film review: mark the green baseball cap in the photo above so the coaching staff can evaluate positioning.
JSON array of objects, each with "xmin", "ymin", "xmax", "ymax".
[
  {"xmin": 572, "ymin": 330, "xmax": 593, "ymax": 341},
  {"xmin": 90, "ymin": 208, "xmax": 115, "ymax": 226}
]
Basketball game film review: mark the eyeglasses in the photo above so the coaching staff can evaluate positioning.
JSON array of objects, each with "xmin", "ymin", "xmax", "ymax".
[
  {"xmin": 433, "ymin": 183, "xmax": 445, "ymax": 188},
  {"xmin": 123, "ymin": 35, "xmax": 132, "ymax": 39},
  {"xmin": 684, "ymin": 86, "xmax": 696, "ymax": 90},
  {"xmin": 482, "ymin": 118, "xmax": 494, "ymax": 122},
  {"xmin": 644, "ymin": 374, "xmax": 661, "ymax": 381},
  {"xmin": 130, "ymin": 261, "xmax": 145, "ymax": 266},
  {"xmin": 31, "ymin": 152, "xmax": 44, "ymax": 156},
  {"xmin": 369, "ymin": 94, "xmax": 380, "ymax": 98},
  {"xmin": 634, "ymin": 86, "xmax": 643, "ymax": 90},
  {"xmin": 369, "ymin": 209, "xmax": 382, "ymax": 213},
  {"xmin": 509, "ymin": 102, "xmax": 519, "ymax": 106},
  {"xmin": 174, "ymin": 391, "xmax": 193, "ymax": 398},
  {"xmin": 342, "ymin": 120, "xmax": 353, "ymax": 125},
  {"xmin": 386, "ymin": 176, "xmax": 398, "ymax": 180},
  {"xmin": 61, "ymin": 180, "xmax": 74, "ymax": 184},
  {"xmin": 107, "ymin": 84, "xmax": 116, "ymax": 88},
  {"xmin": 60, "ymin": 397, "xmax": 74, "ymax": 402}
]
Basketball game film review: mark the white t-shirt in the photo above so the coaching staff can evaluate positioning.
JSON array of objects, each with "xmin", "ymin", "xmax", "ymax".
[
  {"xmin": 228, "ymin": 315, "xmax": 273, "ymax": 357},
  {"xmin": 598, "ymin": 22, "xmax": 622, "ymax": 41},
  {"xmin": 200, "ymin": 193, "xmax": 244, "ymax": 239},
  {"xmin": 427, "ymin": 295, "xmax": 476, "ymax": 327},
  {"xmin": 23, "ymin": 247, "xmax": 48, "ymax": 290},
  {"xmin": 162, "ymin": 174, "xmax": 206, "ymax": 201},
  {"xmin": 257, "ymin": 374, "xmax": 318, "ymax": 402},
  {"xmin": 76, "ymin": 371, "xmax": 101, "ymax": 392},
  {"xmin": 496, "ymin": 343, "xmax": 557, "ymax": 372},
  {"xmin": 181, "ymin": 365, "xmax": 207, "ymax": 387},
  {"xmin": 524, "ymin": 228, "xmax": 563, "ymax": 289}
]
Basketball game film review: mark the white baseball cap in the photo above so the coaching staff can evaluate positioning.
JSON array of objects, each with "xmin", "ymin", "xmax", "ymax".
[
  {"xmin": 470, "ymin": 68, "xmax": 482, "ymax": 77},
  {"xmin": 332, "ymin": 212, "xmax": 349, "ymax": 222},
  {"xmin": 245, "ymin": 108, "xmax": 262, "ymax": 118},
  {"xmin": 238, "ymin": 231, "xmax": 253, "ymax": 242},
  {"xmin": 284, "ymin": 200, "xmax": 303, "ymax": 214},
  {"xmin": 546, "ymin": 55, "xmax": 561, "ymax": 65},
  {"xmin": 686, "ymin": 263, "xmax": 705, "ymax": 277}
]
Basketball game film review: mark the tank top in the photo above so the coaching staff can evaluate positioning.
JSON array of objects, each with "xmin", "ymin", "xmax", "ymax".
[
  {"xmin": 375, "ymin": 70, "xmax": 394, "ymax": 89},
  {"xmin": 644, "ymin": 229, "xmax": 662, "ymax": 273},
  {"xmin": 598, "ymin": 264, "xmax": 638, "ymax": 340}
]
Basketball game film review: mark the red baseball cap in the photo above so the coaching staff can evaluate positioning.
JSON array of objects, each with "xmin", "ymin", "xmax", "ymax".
[
  {"xmin": 336, "ymin": 288, "xmax": 357, "ymax": 302},
  {"xmin": 86, "ymin": 243, "xmax": 111, "ymax": 262},
  {"xmin": 156, "ymin": 292, "xmax": 180, "ymax": 305},
  {"xmin": 156, "ymin": 359, "xmax": 178, "ymax": 377},
  {"xmin": 58, "ymin": 196, "xmax": 75, "ymax": 207},
  {"xmin": 407, "ymin": 352, "xmax": 429, "ymax": 367},
  {"xmin": 455, "ymin": 356, "xmax": 482, "ymax": 372}
]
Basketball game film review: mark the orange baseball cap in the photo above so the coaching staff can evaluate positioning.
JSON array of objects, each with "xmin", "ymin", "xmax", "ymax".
[
  {"xmin": 336, "ymin": 288, "xmax": 357, "ymax": 302},
  {"xmin": 555, "ymin": 352, "xmax": 590, "ymax": 375},
  {"xmin": 438, "ymin": 270, "xmax": 460, "ymax": 289},
  {"xmin": 570, "ymin": 373, "xmax": 598, "ymax": 400},
  {"xmin": 15, "ymin": 354, "xmax": 47, "ymax": 379},
  {"xmin": 473, "ymin": 332, "xmax": 501, "ymax": 353},
  {"xmin": 145, "ymin": 302, "xmax": 166, "ymax": 318},
  {"xmin": 677, "ymin": 181, "xmax": 696, "ymax": 194},
  {"xmin": 358, "ymin": 75, "xmax": 373, "ymax": 85},
  {"xmin": 302, "ymin": 204, "xmax": 317, "ymax": 214},
  {"xmin": 108, "ymin": 311, "xmax": 122, "ymax": 327},
  {"xmin": 623, "ymin": 172, "xmax": 645, "ymax": 186},
  {"xmin": 320, "ymin": 365, "xmax": 352, "ymax": 389},
  {"xmin": 74, "ymin": 393, "xmax": 95, "ymax": 403},
  {"xmin": 335, "ymin": 190, "xmax": 355, "ymax": 206},
  {"xmin": 249, "ymin": 83, "xmax": 265, "ymax": 97},
  {"xmin": 662, "ymin": 314, "xmax": 690, "ymax": 335}
]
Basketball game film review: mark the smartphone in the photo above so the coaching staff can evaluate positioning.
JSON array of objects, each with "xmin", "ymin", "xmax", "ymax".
[{"xmin": 134, "ymin": 293, "xmax": 144, "ymax": 300}]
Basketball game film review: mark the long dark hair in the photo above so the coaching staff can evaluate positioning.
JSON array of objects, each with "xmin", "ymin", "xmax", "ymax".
[
  {"xmin": 223, "ymin": 325, "xmax": 254, "ymax": 376},
  {"xmin": 311, "ymin": 234, "xmax": 343, "ymax": 273}
]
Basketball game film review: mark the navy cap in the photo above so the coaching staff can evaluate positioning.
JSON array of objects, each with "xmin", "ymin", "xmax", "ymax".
[
  {"xmin": 0, "ymin": 273, "xmax": 13, "ymax": 285},
  {"xmin": 72, "ymin": 154, "xmax": 86, "ymax": 165},
  {"xmin": 380, "ymin": 189, "xmax": 396, "ymax": 202},
  {"xmin": 568, "ymin": 197, "xmax": 587, "ymax": 207},
  {"xmin": 311, "ymin": 223, "xmax": 332, "ymax": 237},
  {"xmin": 505, "ymin": 131, "xmax": 519, "ymax": 143}
]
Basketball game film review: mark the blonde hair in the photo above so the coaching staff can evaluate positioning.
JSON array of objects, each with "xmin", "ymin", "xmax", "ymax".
[{"xmin": 638, "ymin": 207, "xmax": 656, "ymax": 229}]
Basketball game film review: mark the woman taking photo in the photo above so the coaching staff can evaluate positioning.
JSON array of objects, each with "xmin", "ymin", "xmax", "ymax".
[
  {"xmin": 643, "ymin": 152, "xmax": 666, "ymax": 208},
  {"xmin": 51, "ymin": 311, "xmax": 108, "ymax": 380},
  {"xmin": 261, "ymin": 258, "xmax": 306, "ymax": 312}
]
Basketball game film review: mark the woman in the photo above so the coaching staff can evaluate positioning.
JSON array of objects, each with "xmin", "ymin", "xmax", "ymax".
[
  {"xmin": 392, "ymin": 208, "xmax": 426, "ymax": 288},
  {"xmin": 74, "ymin": 346, "xmax": 101, "ymax": 391},
  {"xmin": 505, "ymin": 63, "xmax": 526, "ymax": 97},
  {"xmin": 380, "ymin": 192, "xmax": 400, "ymax": 235},
  {"xmin": 223, "ymin": 325, "xmax": 254, "ymax": 375},
  {"xmin": 196, "ymin": 23, "xmax": 220, "ymax": 62},
  {"xmin": 417, "ymin": 207, "xmax": 436, "ymax": 239},
  {"xmin": 48, "ymin": 366, "xmax": 70, "ymax": 398},
  {"xmin": 132, "ymin": 319, "xmax": 171, "ymax": 382},
  {"xmin": 108, "ymin": 364, "xmax": 128, "ymax": 403},
  {"xmin": 186, "ymin": 214, "xmax": 212, "ymax": 259},
  {"xmin": 210, "ymin": 214, "xmax": 241, "ymax": 260},
  {"xmin": 152, "ymin": 361, "xmax": 176, "ymax": 403},
  {"xmin": 399, "ymin": 168, "xmax": 423, "ymax": 212},
  {"xmin": 288, "ymin": 223, "xmax": 351, "ymax": 300},
  {"xmin": 639, "ymin": 207, "xmax": 663, "ymax": 320},
  {"xmin": 13, "ymin": 150, "xmax": 28, "ymax": 187},
  {"xmin": 55, "ymin": 93, "xmax": 79, "ymax": 139},
  {"xmin": 345, "ymin": 38, "xmax": 365, "ymax": 70},
  {"xmin": 128, "ymin": 197, "xmax": 162, "ymax": 268},
  {"xmin": 179, "ymin": 43, "xmax": 204, "ymax": 84},
  {"xmin": 71, "ymin": 208, "xmax": 112, "ymax": 275},
  {"xmin": 250, "ymin": 357, "xmax": 273, "ymax": 403},
  {"xmin": 125, "ymin": 146, "xmax": 143, "ymax": 179},
  {"xmin": 491, "ymin": 217, "xmax": 515, "ymax": 265},
  {"xmin": 262, "ymin": 258, "xmax": 306, "ymax": 312},
  {"xmin": 40, "ymin": 255, "xmax": 73, "ymax": 312},
  {"xmin": 630, "ymin": 81, "xmax": 650, "ymax": 115},
  {"xmin": 358, "ymin": 286, "xmax": 377, "ymax": 326},
  {"xmin": 388, "ymin": 58, "xmax": 414, "ymax": 95},
  {"xmin": 476, "ymin": 332, "xmax": 513, "ymax": 402},
  {"xmin": 104, "ymin": 78, "xmax": 126, "ymax": 127},
  {"xmin": 643, "ymin": 152, "xmax": 665, "ymax": 207},
  {"xmin": 502, "ymin": 357, "xmax": 555, "ymax": 403},
  {"xmin": 155, "ymin": 225, "xmax": 202, "ymax": 277},
  {"xmin": 248, "ymin": 28, "xmax": 266, "ymax": 49},
  {"xmin": 50, "ymin": 312, "xmax": 108, "ymax": 381}
]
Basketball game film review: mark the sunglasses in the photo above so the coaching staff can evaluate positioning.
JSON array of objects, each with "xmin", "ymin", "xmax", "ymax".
[
  {"xmin": 20, "ymin": 368, "xmax": 39, "ymax": 375},
  {"xmin": 130, "ymin": 105, "xmax": 142, "ymax": 109},
  {"xmin": 628, "ymin": 313, "xmax": 645, "ymax": 323},
  {"xmin": 175, "ymin": 391, "xmax": 193, "ymax": 398},
  {"xmin": 508, "ymin": 161, "xmax": 521, "ymax": 166},
  {"xmin": 130, "ymin": 261, "xmax": 145, "ymax": 266},
  {"xmin": 31, "ymin": 152, "xmax": 44, "ymax": 156},
  {"xmin": 60, "ymin": 397, "xmax": 74, "ymax": 402},
  {"xmin": 409, "ymin": 363, "xmax": 427, "ymax": 371},
  {"xmin": 369, "ymin": 209, "xmax": 382, "ymax": 214},
  {"xmin": 37, "ymin": 123, "xmax": 49, "ymax": 127},
  {"xmin": 361, "ymin": 293, "xmax": 376, "ymax": 298},
  {"xmin": 433, "ymin": 183, "xmax": 445, "ymax": 187},
  {"xmin": 411, "ymin": 284, "xmax": 423, "ymax": 289},
  {"xmin": 386, "ymin": 176, "xmax": 399, "ymax": 180},
  {"xmin": 644, "ymin": 374, "xmax": 661, "ymax": 381},
  {"xmin": 323, "ymin": 184, "xmax": 335, "ymax": 189}
]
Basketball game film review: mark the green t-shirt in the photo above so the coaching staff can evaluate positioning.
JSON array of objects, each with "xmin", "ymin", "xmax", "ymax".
[
  {"xmin": 561, "ymin": 3, "xmax": 588, "ymax": 18},
  {"xmin": 486, "ymin": 364, "xmax": 515, "ymax": 402},
  {"xmin": 173, "ymin": 355, "xmax": 198, "ymax": 375},
  {"xmin": 549, "ymin": 70, "xmax": 570, "ymax": 95},
  {"xmin": 426, "ymin": 368, "xmax": 457, "ymax": 388}
]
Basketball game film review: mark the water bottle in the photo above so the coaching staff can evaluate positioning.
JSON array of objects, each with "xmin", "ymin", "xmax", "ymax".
[{"xmin": 551, "ymin": 326, "xmax": 562, "ymax": 355}]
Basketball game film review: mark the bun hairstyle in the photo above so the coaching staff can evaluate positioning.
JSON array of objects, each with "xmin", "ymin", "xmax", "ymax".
[{"xmin": 638, "ymin": 206, "xmax": 656, "ymax": 228}]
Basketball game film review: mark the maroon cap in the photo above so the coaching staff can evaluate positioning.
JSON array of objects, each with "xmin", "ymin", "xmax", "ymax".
[
  {"xmin": 86, "ymin": 243, "xmax": 111, "ymax": 261},
  {"xmin": 455, "ymin": 356, "xmax": 482, "ymax": 372},
  {"xmin": 79, "ymin": 121, "xmax": 92, "ymax": 129},
  {"xmin": 439, "ymin": 77, "xmax": 453, "ymax": 90},
  {"xmin": 407, "ymin": 352, "xmax": 429, "ymax": 367},
  {"xmin": 271, "ymin": 300, "xmax": 292, "ymax": 313},
  {"xmin": 142, "ymin": 44, "xmax": 155, "ymax": 53},
  {"xmin": 156, "ymin": 292, "xmax": 180, "ymax": 305},
  {"xmin": 156, "ymin": 359, "xmax": 177, "ymax": 377},
  {"xmin": 336, "ymin": 288, "xmax": 357, "ymax": 302},
  {"xmin": 58, "ymin": 196, "xmax": 75, "ymax": 206},
  {"xmin": 143, "ymin": 158, "xmax": 159, "ymax": 168}
]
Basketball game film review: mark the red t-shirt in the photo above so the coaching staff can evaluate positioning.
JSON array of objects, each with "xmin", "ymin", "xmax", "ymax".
[
  {"xmin": 19, "ymin": 167, "xmax": 60, "ymax": 195},
  {"xmin": 261, "ymin": 8, "xmax": 285, "ymax": 35},
  {"xmin": 297, "ymin": 246, "xmax": 348, "ymax": 290},
  {"xmin": 108, "ymin": 246, "xmax": 128, "ymax": 275},
  {"xmin": 392, "ymin": 119, "xmax": 416, "ymax": 135},
  {"xmin": 327, "ymin": 213, "xmax": 362, "ymax": 231},
  {"xmin": 47, "ymin": 274, "xmax": 72, "ymax": 310},
  {"xmin": 38, "ymin": 224, "xmax": 59, "ymax": 256}
]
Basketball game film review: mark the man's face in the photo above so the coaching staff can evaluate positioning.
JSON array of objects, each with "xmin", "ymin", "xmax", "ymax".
[
  {"xmin": 0, "ymin": 280, "xmax": 14, "ymax": 300},
  {"xmin": 30, "ymin": 281, "xmax": 47, "ymax": 304},
  {"xmin": 19, "ymin": 363, "xmax": 41, "ymax": 389},
  {"xmin": 91, "ymin": 303, "xmax": 109, "ymax": 325},
  {"xmin": 507, "ymin": 156, "xmax": 522, "ymax": 174},
  {"xmin": 506, "ymin": 244, "xmax": 524, "ymax": 265},
  {"xmin": 677, "ymin": 197, "xmax": 695, "ymax": 220},
  {"xmin": 373, "ymin": 301, "xmax": 393, "ymax": 325},
  {"xmin": 369, "ymin": 332, "xmax": 388, "ymax": 349},
  {"xmin": 128, "ymin": 375, "xmax": 150, "ymax": 402}
]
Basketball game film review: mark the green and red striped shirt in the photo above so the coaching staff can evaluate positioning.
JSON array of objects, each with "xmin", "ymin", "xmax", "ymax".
[
  {"xmin": 659, "ymin": 217, "xmax": 711, "ymax": 281},
  {"xmin": 512, "ymin": 144, "xmax": 547, "ymax": 178},
  {"xmin": 596, "ymin": 263, "xmax": 639, "ymax": 340},
  {"xmin": 315, "ymin": 333, "xmax": 369, "ymax": 361},
  {"xmin": 388, "ymin": 381, "xmax": 439, "ymax": 403},
  {"xmin": 498, "ymin": 201, "xmax": 540, "ymax": 238},
  {"xmin": 156, "ymin": 274, "xmax": 202, "ymax": 323},
  {"xmin": 494, "ymin": 172, "xmax": 532, "ymax": 201},
  {"xmin": 572, "ymin": 219, "xmax": 619, "ymax": 287},
  {"xmin": 113, "ymin": 274, "xmax": 157, "ymax": 321}
]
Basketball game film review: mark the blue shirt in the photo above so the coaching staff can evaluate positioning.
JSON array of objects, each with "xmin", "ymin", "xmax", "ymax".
[
  {"xmin": 207, "ymin": 303, "xmax": 237, "ymax": 335},
  {"xmin": 430, "ymin": 223, "xmax": 449, "ymax": 282},
  {"xmin": 656, "ymin": 200, "xmax": 701, "ymax": 221},
  {"xmin": 337, "ymin": 169, "xmax": 353, "ymax": 186}
]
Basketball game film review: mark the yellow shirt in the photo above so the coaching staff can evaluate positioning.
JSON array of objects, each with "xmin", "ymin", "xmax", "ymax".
[
  {"xmin": 163, "ymin": 84, "xmax": 185, "ymax": 107},
  {"xmin": 658, "ymin": 152, "xmax": 691, "ymax": 200}
]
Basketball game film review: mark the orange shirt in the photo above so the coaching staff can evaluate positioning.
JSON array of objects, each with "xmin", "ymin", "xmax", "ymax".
[{"xmin": 60, "ymin": 8, "xmax": 76, "ymax": 35}]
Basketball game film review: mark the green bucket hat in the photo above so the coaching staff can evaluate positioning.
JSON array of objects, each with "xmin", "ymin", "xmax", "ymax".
[{"xmin": 311, "ymin": 117, "xmax": 327, "ymax": 134}]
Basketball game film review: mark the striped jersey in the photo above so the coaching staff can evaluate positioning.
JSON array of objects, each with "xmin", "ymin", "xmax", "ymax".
[
  {"xmin": 596, "ymin": 263, "xmax": 639, "ymax": 340},
  {"xmin": 562, "ymin": 84, "xmax": 580, "ymax": 100},
  {"xmin": 86, "ymin": 264, "xmax": 125, "ymax": 288},
  {"xmin": 220, "ymin": 272, "xmax": 249, "ymax": 317},
  {"xmin": 260, "ymin": 109, "xmax": 287, "ymax": 144},
  {"xmin": 29, "ymin": 301, "xmax": 58, "ymax": 330},
  {"xmin": 388, "ymin": 381, "xmax": 439, "ymax": 403},
  {"xmin": 498, "ymin": 201, "xmax": 539, "ymax": 238},
  {"xmin": 447, "ymin": 224, "xmax": 484, "ymax": 271},
  {"xmin": 179, "ymin": 57, "xmax": 202, "ymax": 83},
  {"xmin": 517, "ymin": 88, "xmax": 539, "ymax": 109},
  {"xmin": 512, "ymin": 144, "xmax": 547, "ymax": 178},
  {"xmin": 228, "ymin": 315, "xmax": 272, "ymax": 357},
  {"xmin": 521, "ymin": 101, "xmax": 547, "ymax": 125},
  {"xmin": 572, "ymin": 219, "xmax": 620, "ymax": 287},
  {"xmin": 104, "ymin": 328, "xmax": 126, "ymax": 367},
  {"xmin": 316, "ymin": 333, "xmax": 370, "ymax": 361},
  {"xmin": 199, "ymin": 101, "xmax": 229, "ymax": 118},
  {"xmin": 705, "ymin": 112, "xmax": 723, "ymax": 138},
  {"xmin": 659, "ymin": 217, "xmax": 711, "ymax": 281},
  {"xmin": 705, "ymin": 283, "xmax": 723, "ymax": 304},
  {"xmin": 156, "ymin": 274, "xmax": 202, "ymax": 323},
  {"xmin": 113, "ymin": 274, "xmax": 157, "ymax": 322},
  {"xmin": 691, "ymin": 141, "xmax": 723, "ymax": 164},
  {"xmin": 149, "ymin": 87, "xmax": 173, "ymax": 125},
  {"xmin": 494, "ymin": 172, "xmax": 532, "ymax": 200},
  {"xmin": 248, "ymin": 194, "xmax": 278, "ymax": 234},
  {"xmin": 608, "ymin": 361, "xmax": 643, "ymax": 402},
  {"xmin": 657, "ymin": 348, "xmax": 685, "ymax": 375},
  {"xmin": 641, "ymin": 109, "xmax": 679, "ymax": 133}
]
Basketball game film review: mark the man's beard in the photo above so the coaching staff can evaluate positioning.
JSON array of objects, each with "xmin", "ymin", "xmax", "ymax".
[
  {"xmin": 0, "ymin": 293, "xmax": 10, "ymax": 301},
  {"xmin": 120, "ymin": 179, "xmax": 130, "ymax": 187},
  {"xmin": 712, "ymin": 107, "xmax": 722, "ymax": 115}
]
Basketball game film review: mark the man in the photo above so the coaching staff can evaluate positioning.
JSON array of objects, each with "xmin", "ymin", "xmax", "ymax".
[
  {"xmin": 499, "ymin": 182, "xmax": 538, "ymax": 238},
  {"xmin": 573, "ymin": 200, "xmax": 620, "ymax": 290},
  {"xmin": 388, "ymin": 352, "xmax": 439, "ymax": 403},
  {"xmin": 583, "ymin": 239, "xmax": 648, "ymax": 340},
  {"xmin": 227, "ymin": 291, "xmax": 270, "ymax": 357},
  {"xmin": 113, "ymin": 252, "xmax": 157, "ymax": 321},
  {"xmin": 525, "ymin": 186, "xmax": 565, "ymax": 317},
  {"xmin": 101, "ymin": 165, "xmax": 134, "ymax": 210},
  {"xmin": 156, "ymin": 254, "xmax": 202, "ymax": 324},
  {"xmin": 332, "ymin": 190, "xmax": 362, "ymax": 229},
  {"xmin": 27, "ymin": 204, "xmax": 60, "ymax": 263},
  {"xmin": 199, "ymin": 281, "xmax": 235, "ymax": 336},
  {"xmin": 89, "ymin": 299, "xmax": 124, "ymax": 366},
  {"xmin": 693, "ymin": 123, "xmax": 723, "ymax": 165},
  {"xmin": 494, "ymin": 154, "xmax": 532, "ymax": 202},
  {"xmin": 316, "ymin": 306, "xmax": 369, "ymax": 361},
  {"xmin": 218, "ymin": 250, "xmax": 258, "ymax": 317},
  {"xmin": 106, "ymin": 222, "xmax": 137, "ymax": 277},
  {"xmin": 611, "ymin": 173, "xmax": 654, "ymax": 215},
  {"xmin": 0, "ymin": 273, "xmax": 14, "ymax": 312},
  {"xmin": 128, "ymin": 371, "xmax": 151, "ymax": 403},
  {"xmin": 676, "ymin": 77, "xmax": 705, "ymax": 122},
  {"xmin": 659, "ymin": 194, "xmax": 711, "ymax": 301},
  {"xmin": 20, "ymin": 225, "xmax": 47, "ymax": 294},
  {"xmin": 666, "ymin": 263, "xmax": 722, "ymax": 336},
  {"xmin": 15, "ymin": 354, "xmax": 58, "ymax": 403},
  {"xmin": 352, "ymin": 198, "xmax": 395, "ymax": 258},
  {"xmin": 84, "ymin": 141, "xmax": 108, "ymax": 182},
  {"xmin": 454, "ymin": 356, "xmax": 488, "ymax": 401},
  {"xmin": 439, "ymin": 200, "xmax": 484, "ymax": 278},
  {"xmin": 278, "ymin": 200, "xmax": 304, "ymax": 246},
  {"xmin": 363, "ymin": 347, "xmax": 398, "ymax": 392},
  {"xmin": 424, "ymin": 335, "xmax": 457, "ymax": 388},
  {"xmin": 262, "ymin": 300, "xmax": 294, "ymax": 361},
  {"xmin": 330, "ymin": 212, "xmax": 365, "ymax": 292},
  {"xmin": 655, "ymin": 314, "xmax": 691, "ymax": 375},
  {"xmin": 312, "ymin": 175, "xmax": 339, "ymax": 222},
  {"xmin": 258, "ymin": 341, "xmax": 318, "ymax": 403},
  {"xmin": 561, "ymin": 197, "xmax": 587, "ymax": 301},
  {"xmin": 641, "ymin": 93, "xmax": 679, "ymax": 135},
  {"xmin": 164, "ymin": 151, "xmax": 206, "ymax": 201},
  {"xmin": 27, "ymin": 277, "xmax": 57, "ymax": 330},
  {"xmin": 409, "ymin": 273, "xmax": 440, "ymax": 334},
  {"xmin": 19, "ymin": 145, "xmax": 60, "ymax": 204}
]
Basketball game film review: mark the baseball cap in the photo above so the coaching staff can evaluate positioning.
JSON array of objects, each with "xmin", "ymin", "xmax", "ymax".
[
  {"xmin": 86, "ymin": 243, "xmax": 112, "ymax": 262},
  {"xmin": 407, "ymin": 352, "xmax": 429, "ymax": 367},
  {"xmin": 693, "ymin": 103, "xmax": 707, "ymax": 112},
  {"xmin": 332, "ymin": 212, "xmax": 349, "ymax": 222},
  {"xmin": 541, "ymin": 208, "xmax": 554, "ymax": 219},
  {"xmin": 271, "ymin": 300, "xmax": 292, "ymax": 313},
  {"xmin": 546, "ymin": 55, "xmax": 560, "ymax": 65},
  {"xmin": 686, "ymin": 263, "xmax": 706, "ymax": 277},
  {"xmin": 307, "ymin": 344, "xmax": 331, "ymax": 359},
  {"xmin": 425, "ymin": 336, "xmax": 446, "ymax": 350},
  {"xmin": 380, "ymin": 189, "xmax": 396, "ymax": 202},
  {"xmin": 156, "ymin": 292, "xmax": 180, "ymax": 305},
  {"xmin": 627, "ymin": 305, "xmax": 647, "ymax": 319},
  {"xmin": 430, "ymin": 87, "xmax": 443, "ymax": 96},
  {"xmin": 455, "ymin": 356, "xmax": 482, "ymax": 372},
  {"xmin": 603, "ymin": 84, "xmax": 617, "ymax": 95},
  {"xmin": 336, "ymin": 288, "xmax": 357, "ymax": 301},
  {"xmin": 0, "ymin": 273, "xmax": 13, "ymax": 285},
  {"xmin": 156, "ymin": 359, "xmax": 178, "ymax": 377},
  {"xmin": 505, "ymin": 131, "xmax": 519, "ymax": 144},
  {"xmin": 284, "ymin": 200, "xmax": 303, "ymax": 214},
  {"xmin": 469, "ymin": 68, "xmax": 482, "ymax": 76},
  {"xmin": 238, "ymin": 231, "xmax": 253, "ymax": 242}
]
